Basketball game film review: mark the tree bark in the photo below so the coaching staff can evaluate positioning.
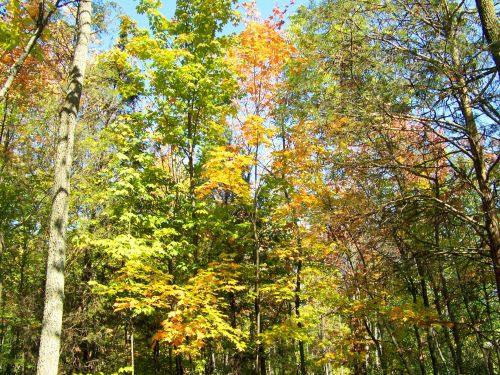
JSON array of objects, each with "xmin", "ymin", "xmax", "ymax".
[
  {"xmin": 36, "ymin": 1, "xmax": 92, "ymax": 374},
  {"xmin": 475, "ymin": 0, "xmax": 500, "ymax": 75}
]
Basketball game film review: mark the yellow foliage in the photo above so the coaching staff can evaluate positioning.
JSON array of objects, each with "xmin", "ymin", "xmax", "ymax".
[
  {"xmin": 228, "ymin": 18, "xmax": 294, "ymax": 114},
  {"xmin": 197, "ymin": 145, "xmax": 252, "ymax": 201},
  {"xmin": 240, "ymin": 115, "xmax": 274, "ymax": 147}
]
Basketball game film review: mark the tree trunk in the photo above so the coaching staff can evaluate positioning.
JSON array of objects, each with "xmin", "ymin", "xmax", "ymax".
[
  {"xmin": 130, "ymin": 321, "xmax": 135, "ymax": 375},
  {"xmin": 254, "ymin": 242, "xmax": 265, "ymax": 375},
  {"xmin": 475, "ymin": 0, "xmax": 500, "ymax": 75},
  {"xmin": 0, "ymin": 29, "xmax": 41, "ymax": 102},
  {"xmin": 294, "ymin": 259, "xmax": 306, "ymax": 375},
  {"xmin": 449, "ymin": 24, "xmax": 500, "ymax": 303},
  {"xmin": 252, "ymin": 137, "xmax": 266, "ymax": 375},
  {"xmin": 384, "ymin": 320, "xmax": 415, "ymax": 375},
  {"xmin": 36, "ymin": 1, "xmax": 92, "ymax": 374},
  {"xmin": 414, "ymin": 258, "xmax": 439, "ymax": 374},
  {"xmin": 0, "ymin": 1, "xmax": 61, "ymax": 102},
  {"xmin": 441, "ymin": 268, "xmax": 464, "ymax": 375},
  {"xmin": 0, "ymin": 231, "xmax": 4, "ymax": 373},
  {"xmin": 176, "ymin": 354, "xmax": 184, "ymax": 375}
]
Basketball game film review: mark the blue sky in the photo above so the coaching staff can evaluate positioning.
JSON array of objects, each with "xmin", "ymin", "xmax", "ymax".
[{"xmin": 118, "ymin": 0, "xmax": 309, "ymax": 32}]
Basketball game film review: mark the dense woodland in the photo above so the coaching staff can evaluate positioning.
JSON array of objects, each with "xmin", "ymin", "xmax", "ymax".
[{"xmin": 0, "ymin": 0, "xmax": 499, "ymax": 374}]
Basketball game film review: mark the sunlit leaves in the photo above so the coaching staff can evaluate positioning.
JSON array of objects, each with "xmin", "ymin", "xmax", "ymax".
[
  {"xmin": 197, "ymin": 145, "xmax": 253, "ymax": 201},
  {"xmin": 229, "ymin": 14, "xmax": 294, "ymax": 115}
]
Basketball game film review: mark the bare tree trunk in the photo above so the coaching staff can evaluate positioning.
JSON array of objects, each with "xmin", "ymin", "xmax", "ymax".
[
  {"xmin": 36, "ymin": 1, "xmax": 92, "ymax": 374},
  {"xmin": 130, "ymin": 320, "xmax": 135, "ymax": 375},
  {"xmin": 294, "ymin": 258, "xmax": 306, "ymax": 375},
  {"xmin": 254, "ymin": 240, "xmax": 265, "ymax": 375},
  {"xmin": 251, "ymin": 138, "xmax": 266, "ymax": 375},
  {"xmin": 475, "ymin": 0, "xmax": 500, "ymax": 75},
  {"xmin": 0, "ymin": 232, "xmax": 3, "ymax": 316}
]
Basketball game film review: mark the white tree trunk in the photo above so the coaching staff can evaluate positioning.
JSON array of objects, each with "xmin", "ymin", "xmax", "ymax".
[{"xmin": 36, "ymin": 1, "xmax": 92, "ymax": 374}]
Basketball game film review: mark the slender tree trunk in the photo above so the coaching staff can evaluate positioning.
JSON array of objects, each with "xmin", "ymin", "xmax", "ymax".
[
  {"xmin": 153, "ymin": 340, "xmax": 160, "ymax": 374},
  {"xmin": 0, "ymin": 231, "xmax": 3, "ymax": 372},
  {"xmin": 278, "ymin": 119, "xmax": 306, "ymax": 375},
  {"xmin": 36, "ymin": 1, "xmax": 92, "ymax": 374},
  {"xmin": 294, "ymin": 258, "xmax": 306, "ymax": 375},
  {"xmin": 130, "ymin": 321, "xmax": 135, "ymax": 375},
  {"xmin": 186, "ymin": 106, "xmax": 199, "ymax": 262},
  {"xmin": 408, "ymin": 278, "xmax": 427, "ymax": 375},
  {"xmin": 449, "ymin": 26, "xmax": 500, "ymax": 303},
  {"xmin": 363, "ymin": 318, "xmax": 386, "ymax": 375},
  {"xmin": 461, "ymin": 84, "xmax": 500, "ymax": 302},
  {"xmin": 414, "ymin": 325, "xmax": 427, "ymax": 375},
  {"xmin": 169, "ymin": 346, "xmax": 174, "ymax": 374},
  {"xmin": 254, "ymin": 227, "xmax": 261, "ymax": 374},
  {"xmin": 0, "ymin": 232, "xmax": 3, "ymax": 315},
  {"xmin": 0, "ymin": 97, "xmax": 8, "ymax": 148},
  {"xmin": 176, "ymin": 354, "xmax": 184, "ymax": 375},
  {"xmin": 254, "ymin": 240, "xmax": 265, "ymax": 375},
  {"xmin": 228, "ymin": 291, "xmax": 242, "ymax": 374},
  {"xmin": 475, "ymin": 0, "xmax": 500, "ymax": 75},
  {"xmin": 0, "ymin": 0, "xmax": 60, "ymax": 102},
  {"xmin": 0, "ymin": 96, "xmax": 9, "ymax": 371},
  {"xmin": 383, "ymin": 320, "xmax": 415, "ymax": 375},
  {"xmin": 252, "ymin": 138, "xmax": 266, "ymax": 375},
  {"xmin": 441, "ymin": 268, "xmax": 464, "ymax": 375},
  {"xmin": 428, "ymin": 178, "xmax": 462, "ymax": 374},
  {"xmin": 0, "ymin": 29, "xmax": 42, "ymax": 102},
  {"xmin": 414, "ymin": 258, "xmax": 439, "ymax": 374},
  {"xmin": 481, "ymin": 281, "xmax": 500, "ymax": 372}
]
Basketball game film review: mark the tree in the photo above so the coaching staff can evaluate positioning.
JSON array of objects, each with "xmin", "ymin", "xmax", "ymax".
[
  {"xmin": 376, "ymin": 0, "xmax": 500, "ymax": 302},
  {"xmin": 228, "ymin": 4, "xmax": 295, "ymax": 372},
  {"xmin": 37, "ymin": 1, "xmax": 92, "ymax": 374},
  {"xmin": 0, "ymin": 0, "xmax": 66, "ymax": 101}
]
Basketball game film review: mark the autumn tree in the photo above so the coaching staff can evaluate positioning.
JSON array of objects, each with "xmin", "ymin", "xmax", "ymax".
[{"xmin": 0, "ymin": 0, "xmax": 70, "ymax": 101}]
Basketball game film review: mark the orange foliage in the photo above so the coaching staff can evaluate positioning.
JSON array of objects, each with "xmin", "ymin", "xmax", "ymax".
[
  {"xmin": 229, "ymin": 16, "xmax": 294, "ymax": 114},
  {"xmin": 1, "ymin": 3, "xmax": 71, "ymax": 106}
]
